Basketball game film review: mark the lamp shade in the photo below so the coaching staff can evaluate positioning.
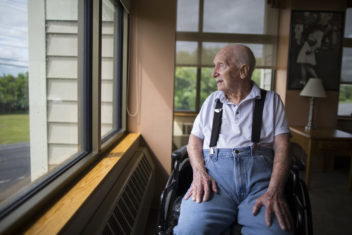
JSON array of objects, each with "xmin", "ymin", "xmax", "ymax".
[{"xmin": 300, "ymin": 78, "xmax": 327, "ymax": 98}]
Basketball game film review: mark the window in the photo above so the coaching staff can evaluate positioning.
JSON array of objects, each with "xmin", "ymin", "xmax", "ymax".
[
  {"xmin": 173, "ymin": 0, "xmax": 278, "ymax": 149},
  {"xmin": 174, "ymin": 0, "xmax": 278, "ymax": 113},
  {"xmin": 101, "ymin": 0, "xmax": 124, "ymax": 140},
  {"xmin": 338, "ymin": 8, "xmax": 352, "ymax": 116},
  {"xmin": 0, "ymin": 0, "xmax": 127, "ymax": 229},
  {"xmin": 1, "ymin": 0, "xmax": 82, "ymax": 206}
]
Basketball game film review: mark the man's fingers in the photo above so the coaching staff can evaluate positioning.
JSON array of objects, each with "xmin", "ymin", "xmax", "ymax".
[
  {"xmin": 274, "ymin": 204, "xmax": 285, "ymax": 230},
  {"xmin": 202, "ymin": 181, "xmax": 210, "ymax": 202},
  {"xmin": 252, "ymin": 200, "xmax": 263, "ymax": 215},
  {"xmin": 273, "ymin": 200, "xmax": 293, "ymax": 231},
  {"xmin": 184, "ymin": 187, "xmax": 193, "ymax": 200},
  {"xmin": 196, "ymin": 186, "xmax": 203, "ymax": 203},
  {"xmin": 265, "ymin": 204, "xmax": 273, "ymax": 227},
  {"xmin": 282, "ymin": 203, "xmax": 293, "ymax": 231},
  {"xmin": 189, "ymin": 172, "xmax": 218, "ymax": 203},
  {"xmin": 211, "ymin": 179, "xmax": 218, "ymax": 193}
]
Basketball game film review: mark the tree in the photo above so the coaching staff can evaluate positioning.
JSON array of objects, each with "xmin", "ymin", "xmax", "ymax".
[
  {"xmin": 174, "ymin": 67, "xmax": 197, "ymax": 111},
  {"xmin": 0, "ymin": 72, "xmax": 29, "ymax": 113}
]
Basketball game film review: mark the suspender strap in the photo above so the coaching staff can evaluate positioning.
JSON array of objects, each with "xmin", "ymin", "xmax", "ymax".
[
  {"xmin": 251, "ymin": 89, "xmax": 267, "ymax": 144},
  {"xmin": 209, "ymin": 89, "xmax": 267, "ymax": 149},
  {"xmin": 209, "ymin": 99, "xmax": 223, "ymax": 148}
]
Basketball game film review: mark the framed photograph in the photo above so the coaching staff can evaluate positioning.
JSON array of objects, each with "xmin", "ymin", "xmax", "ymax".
[{"xmin": 287, "ymin": 10, "xmax": 345, "ymax": 90}]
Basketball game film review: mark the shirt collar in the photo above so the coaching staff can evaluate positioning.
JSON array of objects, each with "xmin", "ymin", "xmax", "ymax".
[
  {"xmin": 248, "ymin": 82, "xmax": 262, "ymax": 100},
  {"xmin": 215, "ymin": 82, "xmax": 262, "ymax": 104}
]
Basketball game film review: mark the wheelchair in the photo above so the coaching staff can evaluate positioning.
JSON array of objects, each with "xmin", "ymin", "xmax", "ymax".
[{"xmin": 157, "ymin": 143, "xmax": 313, "ymax": 235}]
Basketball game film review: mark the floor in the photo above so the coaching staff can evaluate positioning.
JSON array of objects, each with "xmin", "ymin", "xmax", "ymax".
[
  {"xmin": 145, "ymin": 157, "xmax": 352, "ymax": 235},
  {"xmin": 308, "ymin": 166, "xmax": 352, "ymax": 234}
]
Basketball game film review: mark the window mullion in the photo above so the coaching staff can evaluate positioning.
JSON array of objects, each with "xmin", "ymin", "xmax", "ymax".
[
  {"xmin": 91, "ymin": 0, "xmax": 102, "ymax": 153},
  {"xmin": 196, "ymin": 67, "xmax": 201, "ymax": 112},
  {"xmin": 198, "ymin": 0, "xmax": 204, "ymax": 33}
]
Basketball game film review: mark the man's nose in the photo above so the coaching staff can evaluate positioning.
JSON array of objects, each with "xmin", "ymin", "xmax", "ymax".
[{"xmin": 212, "ymin": 69, "xmax": 218, "ymax": 78}]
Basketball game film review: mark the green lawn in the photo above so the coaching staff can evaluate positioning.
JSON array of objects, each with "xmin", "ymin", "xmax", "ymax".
[{"xmin": 0, "ymin": 114, "xmax": 29, "ymax": 144}]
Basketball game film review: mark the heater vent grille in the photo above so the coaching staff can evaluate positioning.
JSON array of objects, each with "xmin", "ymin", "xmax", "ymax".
[{"xmin": 102, "ymin": 154, "xmax": 152, "ymax": 235}]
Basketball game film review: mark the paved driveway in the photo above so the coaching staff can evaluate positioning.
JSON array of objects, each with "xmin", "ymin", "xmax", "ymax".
[{"xmin": 0, "ymin": 142, "xmax": 30, "ymax": 201}]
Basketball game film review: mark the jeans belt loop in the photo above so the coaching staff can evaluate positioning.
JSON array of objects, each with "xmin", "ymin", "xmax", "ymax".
[{"xmin": 252, "ymin": 143, "xmax": 259, "ymax": 156}]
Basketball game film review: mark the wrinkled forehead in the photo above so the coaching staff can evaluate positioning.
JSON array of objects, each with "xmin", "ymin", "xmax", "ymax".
[{"xmin": 213, "ymin": 48, "xmax": 234, "ymax": 65}]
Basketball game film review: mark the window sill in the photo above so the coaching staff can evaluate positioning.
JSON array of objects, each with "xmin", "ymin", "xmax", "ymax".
[
  {"xmin": 24, "ymin": 133, "xmax": 141, "ymax": 234},
  {"xmin": 174, "ymin": 112, "xmax": 197, "ymax": 117}
]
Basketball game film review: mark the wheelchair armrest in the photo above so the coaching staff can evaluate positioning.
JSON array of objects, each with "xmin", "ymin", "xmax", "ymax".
[{"xmin": 172, "ymin": 145, "xmax": 188, "ymax": 161}]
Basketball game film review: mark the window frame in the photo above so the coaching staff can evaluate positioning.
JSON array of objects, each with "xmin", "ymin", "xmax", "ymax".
[
  {"xmin": 0, "ymin": 0, "xmax": 129, "ymax": 233},
  {"xmin": 101, "ymin": 0, "xmax": 125, "ymax": 143},
  {"xmin": 174, "ymin": 0, "xmax": 277, "ymax": 114},
  {"xmin": 338, "ymin": 8, "xmax": 352, "ymax": 118}
]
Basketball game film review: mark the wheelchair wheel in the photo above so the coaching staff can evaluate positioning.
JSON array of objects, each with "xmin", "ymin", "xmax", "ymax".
[{"xmin": 298, "ymin": 178, "xmax": 313, "ymax": 235}]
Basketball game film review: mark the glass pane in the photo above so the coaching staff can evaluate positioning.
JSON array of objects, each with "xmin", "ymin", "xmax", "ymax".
[
  {"xmin": 101, "ymin": 0, "xmax": 119, "ymax": 138},
  {"xmin": 341, "ymin": 48, "xmax": 352, "ymax": 83},
  {"xmin": 174, "ymin": 67, "xmax": 197, "ymax": 111},
  {"xmin": 176, "ymin": 0, "xmax": 199, "ymax": 32},
  {"xmin": 345, "ymin": 8, "xmax": 352, "ymax": 38},
  {"xmin": 338, "ymin": 84, "xmax": 352, "ymax": 116},
  {"xmin": 176, "ymin": 41, "xmax": 198, "ymax": 65},
  {"xmin": 201, "ymin": 42, "xmax": 228, "ymax": 66},
  {"xmin": 201, "ymin": 43, "xmax": 265, "ymax": 66},
  {"xmin": 200, "ymin": 67, "xmax": 217, "ymax": 106},
  {"xmin": 203, "ymin": 0, "xmax": 265, "ymax": 34},
  {"xmin": 252, "ymin": 69, "xmax": 272, "ymax": 90},
  {"xmin": 0, "ymin": 0, "xmax": 81, "ymax": 206}
]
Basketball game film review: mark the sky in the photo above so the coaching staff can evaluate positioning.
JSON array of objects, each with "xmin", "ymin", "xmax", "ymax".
[
  {"xmin": 176, "ymin": 0, "xmax": 267, "ymax": 64},
  {"xmin": 0, "ymin": 0, "xmax": 28, "ymax": 76},
  {"xmin": 176, "ymin": 0, "xmax": 264, "ymax": 34}
]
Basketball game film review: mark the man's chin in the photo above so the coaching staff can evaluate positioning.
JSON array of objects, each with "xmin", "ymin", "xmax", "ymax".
[{"xmin": 217, "ymin": 85, "xmax": 224, "ymax": 92}]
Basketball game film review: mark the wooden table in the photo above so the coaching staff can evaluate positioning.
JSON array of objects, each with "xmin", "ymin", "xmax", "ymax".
[{"xmin": 289, "ymin": 126, "xmax": 352, "ymax": 190}]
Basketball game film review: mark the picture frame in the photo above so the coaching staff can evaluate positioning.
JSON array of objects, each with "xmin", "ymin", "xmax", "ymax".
[{"xmin": 287, "ymin": 10, "xmax": 345, "ymax": 90}]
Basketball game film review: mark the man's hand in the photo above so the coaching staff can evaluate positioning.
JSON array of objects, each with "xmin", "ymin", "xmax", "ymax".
[
  {"xmin": 252, "ymin": 190, "xmax": 293, "ymax": 231},
  {"xmin": 184, "ymin": 168, "xmax": 218, "ymax": 203}
]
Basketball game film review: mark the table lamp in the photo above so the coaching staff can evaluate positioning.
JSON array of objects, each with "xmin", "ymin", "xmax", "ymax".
[{"xmin": 300, "ymin": 78, "xmax": 327, "ymax": 132}]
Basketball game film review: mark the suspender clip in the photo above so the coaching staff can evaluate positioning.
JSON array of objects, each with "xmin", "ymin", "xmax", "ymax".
[{"xmin": 210, "ymin": 147, "xmax": 214, "ymax": 155}]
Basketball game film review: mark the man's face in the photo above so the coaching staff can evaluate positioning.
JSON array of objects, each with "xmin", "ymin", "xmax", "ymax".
[{"xmin": 212, "ymin": 50, "xmax": 241, "ymax": 93}]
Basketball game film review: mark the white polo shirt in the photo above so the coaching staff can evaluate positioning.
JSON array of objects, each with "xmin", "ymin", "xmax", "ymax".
[{"xmin": 191, "ymin": 83, "xmax": 290, "ymax": 149}]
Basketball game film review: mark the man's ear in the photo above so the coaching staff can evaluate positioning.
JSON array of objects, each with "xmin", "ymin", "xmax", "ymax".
[{"xmin": 239, "ymin": 64, "xmax": 249, "ymax": 79}]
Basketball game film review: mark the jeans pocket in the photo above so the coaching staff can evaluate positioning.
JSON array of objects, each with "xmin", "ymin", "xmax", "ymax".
[
  {"xmin": 262, "ymin": 154, "xmax": 274, "ymax": 169},
  {"xmin": 254, "ymin": 152, "xmax": 274, "ymax": 170}
]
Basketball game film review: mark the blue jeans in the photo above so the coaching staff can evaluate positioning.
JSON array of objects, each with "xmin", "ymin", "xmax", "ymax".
[{"xmin": 174, "ymin": 146, "xmax": 293, "ymax": 235}]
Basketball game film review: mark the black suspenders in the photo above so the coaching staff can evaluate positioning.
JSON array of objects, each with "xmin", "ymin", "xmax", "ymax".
[
  {"xmin": 209, "ymin": 99, "xmax": 223, "ymax": 148},
  {"xmin": 209, "ymin": 89, "xmax": 267, "ymax": 150},
  {"xmin": 252, "ymin": 89, "xmax": 267, "ymax": 147}
]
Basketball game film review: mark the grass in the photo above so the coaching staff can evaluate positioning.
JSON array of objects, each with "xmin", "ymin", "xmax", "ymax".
[{"xmin": 0, "ymin": 114, "xmax": 29, "ymax": 144}]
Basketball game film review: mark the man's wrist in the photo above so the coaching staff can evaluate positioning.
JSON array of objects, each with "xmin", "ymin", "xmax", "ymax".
[
  {"xmin": 193, "ymin": 165, "xmax": 206, "ymax": 173},
  {"xmin": 267, "ymin": 186, "xmax": 284, "ymax": 196}
]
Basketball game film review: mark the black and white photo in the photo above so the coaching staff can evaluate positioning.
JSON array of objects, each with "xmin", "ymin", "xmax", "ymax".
[{"xmin": 287, "ymin": 10, "xmax": 345, "ymax": 90}]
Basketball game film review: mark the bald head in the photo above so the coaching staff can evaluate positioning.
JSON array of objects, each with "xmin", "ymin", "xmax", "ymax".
[{"xmin": 218, "ymin": 44, "xmax": 256, "ymax": 78}]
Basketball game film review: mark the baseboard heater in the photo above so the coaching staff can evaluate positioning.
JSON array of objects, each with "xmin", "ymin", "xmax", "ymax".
[{"xmin": 61, "ymin": 147, "xmax": 155, "ymax": 235}]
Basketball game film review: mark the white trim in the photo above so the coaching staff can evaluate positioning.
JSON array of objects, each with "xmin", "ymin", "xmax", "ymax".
[{"xmin": 28, "ymin": 0, "xmax": 48, "ymax": 181}]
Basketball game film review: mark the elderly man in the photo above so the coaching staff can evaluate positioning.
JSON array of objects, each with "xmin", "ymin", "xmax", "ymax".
[{"xmin": 174, "ymin": 45, "xmax": 293, "ymax": 235}]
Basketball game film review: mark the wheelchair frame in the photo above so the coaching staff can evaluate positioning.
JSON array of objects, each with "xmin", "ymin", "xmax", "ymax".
[{"xmin": 158, "ymin": 144, "xmax": 313, "ymax": 235}]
